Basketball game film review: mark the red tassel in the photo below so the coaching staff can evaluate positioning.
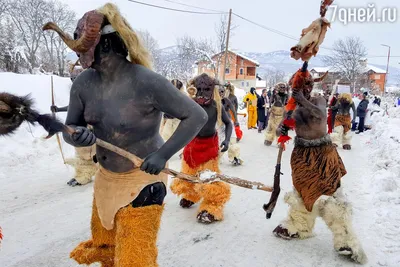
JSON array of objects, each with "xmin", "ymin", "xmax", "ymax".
[
  {"xmin": 283, "ymin": 118, "xmax": 296, "ymax": 130},
  {"xmin": 0, "ymin": 226, "xmax": 3, "ymax": 244},
  {"xmin": 278, "ymin": 135, "xmax": 291, "ymax": 144}
]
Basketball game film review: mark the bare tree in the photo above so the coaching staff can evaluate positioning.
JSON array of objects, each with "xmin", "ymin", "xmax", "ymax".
[
  {"xmin": 173, "ymin": 35, "xmax": 214, "ymax": 82},
  {"xmin": 323, "ymin": 37, "xmax": 367, "ymax": 92},
  {"xmin": 41, "ymin": 0, "xmax": 76, "ymax": 75},
  {"xmin": 0, "ymin": 0, "xmax": 9, "ymax": 17},
  {"xmin": 137, "ymin": 29, "xmax": 160, "ymax": 71},
  {"xmin": 263, "ymin": 69, "xmax": 286, "ymax": 88},
  {"xmin": 8, "ymin": 0, "xmax": 48, "ymax": 73}
]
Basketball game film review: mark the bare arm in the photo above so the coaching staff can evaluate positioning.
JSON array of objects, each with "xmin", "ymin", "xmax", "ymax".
[
  {"xmin": 292, "ymin": 91, "xmax": 325, "ymax": 119},
  {"xmin": 150, "ymin": 75, "xmax": 207, "ymax": 161},
  {"xmin": 225, "ymin": 98, "xmax": 238, "ymax": 124},
  {"xmin": 221, "ymin": 107, "xmax": 233, "ymax": 144},
  {"xmin": 63, "ymin": 77, "xmax": 88, "ymax": 146}
]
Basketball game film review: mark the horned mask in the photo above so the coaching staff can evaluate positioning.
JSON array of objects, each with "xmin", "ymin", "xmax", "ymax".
[{"xmin": 42, "ymin": 3, "xmax": 152, "ymax": 70}]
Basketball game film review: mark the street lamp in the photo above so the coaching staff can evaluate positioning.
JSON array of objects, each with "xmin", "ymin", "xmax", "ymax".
[{"xmin": 381, "ymin": 44, "xmax": 391, "ymax": 95}]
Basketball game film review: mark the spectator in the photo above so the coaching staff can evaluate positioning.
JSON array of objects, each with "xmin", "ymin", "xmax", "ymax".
[{"xmin": 355, "ymin": 92, "xmax": 369, "ymax": 134}]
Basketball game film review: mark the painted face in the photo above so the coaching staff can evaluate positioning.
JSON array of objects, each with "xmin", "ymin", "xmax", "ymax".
[
  {"xmin": 219, "ymin": 87, "xmax": 226, "ymax": 99},
  {"xmin": 194, "ymin": 74, "xmax": 216, "ymax": 106}
]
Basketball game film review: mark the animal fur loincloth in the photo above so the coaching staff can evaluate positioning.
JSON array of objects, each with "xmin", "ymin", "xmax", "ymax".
[
  {"xmin": 94, "ymin": 166, "xmax": 168, "ymax": 230},
  {"xmin": 183, "ymin": 134, "xmax": 219, "ymax": 169},
  {"xmin": 291, "ymin": 135, "xmax": 347, "ymax": 212},
  {"xmin": 334, "ymin": 114, "xmax": 351, "ymax": 134}
]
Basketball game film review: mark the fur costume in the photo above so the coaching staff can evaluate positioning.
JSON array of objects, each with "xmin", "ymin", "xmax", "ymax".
[
  {"xmin": 243, "ymin": 91, "xmax": 258, "ymax": 129},
  {"xmin": 291, "ymin": 135, "xmax": 346, "ymax": 212},
  {"xmin": 280, "ymin": 189, "xmax": 367, "ymax": 264},
  {"xmin": 217, "ymin": 121, "xmax": 242, "ymax": 165},
  {"xmin": 264, "ymin": 106, "xmax": 284, "ymax": 144},
  {"xmin": 65, "ymin": 145, "xmax": 97, "ymax": 185},
  {"xmin": 170, "ymin": 134, "xmax": 231, "ymax": 221},
  {"xmin": 330, "ymin": 93, "xmax": 353, "ymax": 147},
  {"xmin": 44, "ymin": 3, "xmax": 165, "ymax": 266},
  {"xmin": 275, "ymin": 135, "xmax": 367, "ymax": 264},
  {"xmin": 70, "ymin": 198, "xmax": 164, "ymax": 267}
]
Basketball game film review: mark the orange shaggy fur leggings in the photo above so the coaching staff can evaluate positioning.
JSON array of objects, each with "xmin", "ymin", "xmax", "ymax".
[
  {"xmin": 70, "ymin": 199, "xmax": 163, "ymax": 267},
  {"xmin": 170, "ymin": 157, "xmax": 231, "ymax": 220}
]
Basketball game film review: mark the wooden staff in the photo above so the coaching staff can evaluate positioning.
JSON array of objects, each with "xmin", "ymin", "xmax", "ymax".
[
  {"xmin": 51, "ymin": 76, "xmax": 66, "ymax": 164},
  {"xmin": 62, "ymin": 126, "xmax": 272, "ymax": 192}
]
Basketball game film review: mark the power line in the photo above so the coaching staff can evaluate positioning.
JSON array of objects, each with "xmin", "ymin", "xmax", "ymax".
[
  {"xmin": 232, "ymin": 12, "xmax": 299, "ymax": 41},
  {"xmin": 127, "ymin": 1, "xmax": 395, "ymax": 59},
  {"xmin": 161, "ymin": 0, "xmax": 226, "ymax": 13},
  {"xmin": 127, "ymin": 0, "xmax": 225, "ymax": 14}
]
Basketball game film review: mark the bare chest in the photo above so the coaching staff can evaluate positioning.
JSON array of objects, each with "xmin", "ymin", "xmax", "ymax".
[{"xmin": 82, "ymin": 83, "xmax": 158, "ymax": 131}]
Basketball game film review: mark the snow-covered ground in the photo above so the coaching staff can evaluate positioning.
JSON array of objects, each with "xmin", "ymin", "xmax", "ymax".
[{"xmin": 1, "ymin": 73, "xmax": 399, "ymax": 267}]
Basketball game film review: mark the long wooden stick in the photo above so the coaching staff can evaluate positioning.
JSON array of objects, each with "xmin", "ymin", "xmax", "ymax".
[
  {"xmin": 95, "ymin": 138, "xmax": 272, "ymax": 192},
  {"xmin": 51, "ymin": 76, "xmax": 66, "ymax": 164},
  {"xmin": 62, "ymin": 125, "xmax": 272, "ymax": 192}
]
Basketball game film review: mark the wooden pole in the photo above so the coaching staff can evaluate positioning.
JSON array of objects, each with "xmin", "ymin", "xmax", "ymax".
[
  {"xmin": 384, "ymin": 46, "xmax": 390, "ymax": 95},
  {"xmin": 51, "ymin": 76, "xmax": 66, "ymax": 164},
  {"xmin": 222, "ymin": 9, "xmax": 232, "ymax": 82}
]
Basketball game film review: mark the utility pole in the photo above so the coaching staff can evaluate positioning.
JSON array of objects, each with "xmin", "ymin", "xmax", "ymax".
[
  {"xmin": 381, "ymin": 44, "xmax": 391, "ymax": 95},
  {"xmin": 222, "ymin": 8, "xmax": 232, "ymax": 83}
]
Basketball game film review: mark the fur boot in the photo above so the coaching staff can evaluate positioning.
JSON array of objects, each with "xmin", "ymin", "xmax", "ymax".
[
  {"xmin": 114, "ymin": 204, "xmax": 164, "ymax": 267},
  {"xmin": 70, "ymin": 199, "xmax": 115, "ymax": 266},
  {"xmin": 319, "ymin": 192, "xmax": 367, "ymax": 264},
  {"xmin": 196, "ymin": 181, "xmax": 231, "ymax": 221},
  {"xmin": 330, "ymin": 125, "xmax": 344, "ymax": 147},
  {"xmin": 265, "ymin": 111, "xmax": 283, "ymax": 144},
  {"xmin": 170, "ymin": 178, "xmax": 201, "ymax": 204},
  {"xmin": 278, "ymin": 191, "xmax": 319, "ymax": 239}
]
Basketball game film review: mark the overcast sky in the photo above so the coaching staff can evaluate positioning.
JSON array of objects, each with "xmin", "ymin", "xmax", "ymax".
[{"xmin": 60, "ymin": 0, "xmax": 400, "ymax": 67}]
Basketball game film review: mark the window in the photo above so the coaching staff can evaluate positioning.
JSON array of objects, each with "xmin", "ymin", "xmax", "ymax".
[
  {"xmin": 247, "ymin": 67, "xmax": 256, "ymax": 76},
  {"xmin": 225, "ymin": 68, "xmax": 230, "ymax": 74},
  {"xmin": 375, "ymin": 74, "xmax": 380, "ymax": 80},
  {"xmin": 246, "ymin": 82, "xmax": 249, "ymax": 87},
  {"xmin": 239, "ymin": 68, "xmax": 244, "ymax": 75},
  {"xmin": 241, "ymin": 82, "xmax": 245, "ymax": 87}
]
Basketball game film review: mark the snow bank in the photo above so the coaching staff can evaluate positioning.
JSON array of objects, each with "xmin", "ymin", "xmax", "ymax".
[
  {"xmin": 364, "ymin": 100, "xmax": 400, "ymax": 266},
  {"xmin": 0, "ymin": 73, "xmax": 73, "ymax": 168}
]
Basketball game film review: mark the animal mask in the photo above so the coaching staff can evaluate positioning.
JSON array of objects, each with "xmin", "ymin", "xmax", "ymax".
[{"xmin": 193, "ymin": 73, "xmax": 218, "ymax": 106}]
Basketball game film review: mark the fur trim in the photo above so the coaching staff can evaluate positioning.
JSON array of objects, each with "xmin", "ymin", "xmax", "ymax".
[
  {"xmin": 181, "ymin": 153, "xmax": 220, "ymax": 176},
  {"xmin": 65, "ymin": 156, "xmax": 97, "ymax": 185},
  {"xmin": 170, "ymin": 178, "xmax": 201, "ymax": 203},
  {"xmin": 319, "ymin": 196, "xmax": 367, "ymax": 264},
  {"xmin": 183, "ymin": 134, "xmax": 219, "ymax": 169},
  {"xmin": 265, "ymin": 110, "xmax": 283, "ymax": 143},
  {"xmin": 70, "ymin": 198, "xmax": 115, "ymax": 266},
  {"xmin": 227, "ymin": 138, "xmax": 240, "ymax": 162},
  {"xmin": 114, "ymin": 204, "xmax": 164, "ymax": 267},
  {"xmin": 338, "ymin": 93, "xmax": 353, "ymax": 104},
  {"xmin": 281, "ymin": 191, "xmax": 318, "ymax": 239},
  {"xmin": 197, "ymin": 181, "xmax": 231, "ymax": 221},
  {"xmin": 97, "ymin": 3, "xmax": 152, "ymax": 69}
]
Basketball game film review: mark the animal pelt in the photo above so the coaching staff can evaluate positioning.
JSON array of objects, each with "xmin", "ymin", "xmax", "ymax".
[
  {"xmin": 338, "ymin": 93, "xmax": 353, "ymax": 104},
  {"xmin": 183, "ymin": 134, "xmax": 219, "ymax": 169},
  {"xmin": 98, "ymin": 3, "xmax": 152, "ymax": 69},
  {"xmin": 0, "ymin": 92, "xmax": 65, "ymax": 137}
]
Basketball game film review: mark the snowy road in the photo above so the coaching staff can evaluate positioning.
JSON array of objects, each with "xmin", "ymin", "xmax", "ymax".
[{"xmin": 1, "ymin": 125, "xmax": 398, "ymax": 267}]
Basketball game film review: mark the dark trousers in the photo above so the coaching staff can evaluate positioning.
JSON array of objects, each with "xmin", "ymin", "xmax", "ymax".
[{"xmin": 358, "ymin": 117, "xmax": 365, "ymax": 132}]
